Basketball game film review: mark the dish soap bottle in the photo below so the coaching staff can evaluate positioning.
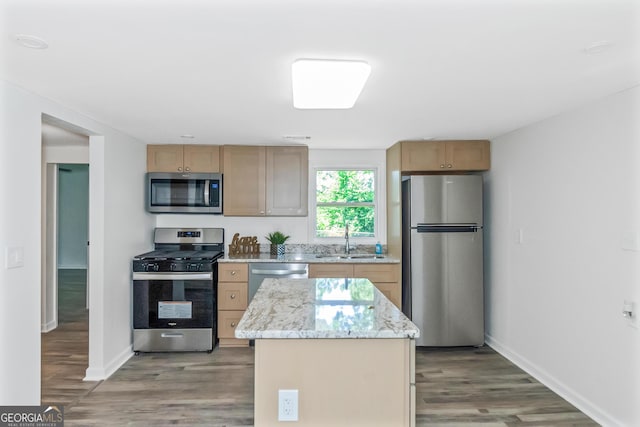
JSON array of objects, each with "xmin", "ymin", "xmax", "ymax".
[{"xmin": 375, "ymin": 241, "xmax": 382, "ymax": 255}]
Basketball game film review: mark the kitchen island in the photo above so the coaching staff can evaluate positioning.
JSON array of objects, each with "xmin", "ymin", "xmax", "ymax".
[{"xmin": 235, "ymin": 277, "xmax": 419, "ymax": 427}]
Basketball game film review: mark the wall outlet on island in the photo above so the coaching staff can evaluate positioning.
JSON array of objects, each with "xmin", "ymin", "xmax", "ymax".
[{"xmin": 278, "ymin": 389, "xmax": 299, "ymax": 421}]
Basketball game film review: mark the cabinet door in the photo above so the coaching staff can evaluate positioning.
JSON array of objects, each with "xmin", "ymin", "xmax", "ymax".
[
  {"xmin": 222, "ymin": 146, "xmax": 266, "ymax": 216},
  {"xmin": 445, "ymin": 140, "xmax": 490, "ymax": 171},
  {"xmin": 400, "ymin": 141, "xmax": 446, "ymax": 172},
  {"xmin": 183, "ymin": 145, "xmax": 220, "ymax": 173},
  {"xmin": 266, "ymin": 146, "xmax": 308, "ymax": 216},
  {"xmin": 309, "ymin": 263, "xmax": 354, "ymax": 278},
  {"xmin": 147, "ymin": 145, "xmax": 184, "ymax": 172}
]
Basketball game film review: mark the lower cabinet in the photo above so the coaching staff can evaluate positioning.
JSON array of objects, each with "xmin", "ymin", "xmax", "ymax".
[
  {"xmin": 217, "ymin": 263, "xmax": 249, "ymax": 347},
  {"xmin": 309, "ymin": 263, "xmax": 401, "ymax": 308}
]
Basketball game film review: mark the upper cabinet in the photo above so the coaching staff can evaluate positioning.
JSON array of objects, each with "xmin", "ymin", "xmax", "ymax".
[
  {"xmin": 147, "ymin": 144, "xmax": 220, "ymax": 173},
  {"xmin": 222, "ymin": 145, "xmax": 308, "ymax": 217},
  {"xmin": 399, "ymin": 140, "xmax": 490, "ymax": 172}
]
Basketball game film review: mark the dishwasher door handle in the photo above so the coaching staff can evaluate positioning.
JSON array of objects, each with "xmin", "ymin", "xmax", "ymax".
[{"xmin": 250, "ymin": 269, "xmax": 308, "ymax": 276}]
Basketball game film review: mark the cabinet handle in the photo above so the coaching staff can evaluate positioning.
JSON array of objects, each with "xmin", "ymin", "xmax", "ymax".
[
  {"xmin": 185, "ymin": 167, "xmax": 190, "ymax": 171},
  {"xmin": 260, "ymin": 210, "xmax": 265, "ymax": 215},
  {"xmin": 230, "ymin": 294, "xmax": 236, "ymax": 299},
  {"xmin": 230, "ymin": 271, "xmax": 236, "ymax": 276},
  {"xmin": 178, "ymin": 167, "xmax": 183, "ymax": 172},
  {"xmin": 230, "ymin": 322, "xmax": 236, "ymax": 327},
  {"xmin": 440, "ymin": 164, "xmax": 445, "ymax": 168},
  {"xmin": 447, "ymin": 164, "xmax": 452, "ymax": 168}
]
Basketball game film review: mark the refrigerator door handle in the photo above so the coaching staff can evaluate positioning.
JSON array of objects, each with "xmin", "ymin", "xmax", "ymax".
[{"xmin": 414, "ymin": 223, "xmax": 479, "ymax": 233}]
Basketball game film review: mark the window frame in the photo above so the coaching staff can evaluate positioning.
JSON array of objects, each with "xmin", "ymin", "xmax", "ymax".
[{"xmin": 310, "ymin": 166, "xmax": 380, "ymax": 244}]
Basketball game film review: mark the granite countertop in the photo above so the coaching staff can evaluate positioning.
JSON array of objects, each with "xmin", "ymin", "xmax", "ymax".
[
  {"xmin": 235, "ymin": 278, "xmax": 419, "ymax": 340},
  {"xmin": 219, "ymin": 253, "xmax": 400, "ymax": 263}
]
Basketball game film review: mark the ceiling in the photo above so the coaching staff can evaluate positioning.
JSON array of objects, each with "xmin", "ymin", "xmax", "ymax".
[{"xmin": 2, "ymin": 0, "xmax": 639, "ymax": 149}]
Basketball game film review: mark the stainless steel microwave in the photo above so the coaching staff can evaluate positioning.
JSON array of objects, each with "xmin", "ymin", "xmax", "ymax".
[{"xmin": 146, "ymin": 172, "xmax": 222, "ymax": 214}]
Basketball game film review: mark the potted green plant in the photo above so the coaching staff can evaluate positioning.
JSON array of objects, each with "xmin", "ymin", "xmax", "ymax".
[{"xmin": 265, "ymin": 231, "xmax": 290, "ymax": 256}]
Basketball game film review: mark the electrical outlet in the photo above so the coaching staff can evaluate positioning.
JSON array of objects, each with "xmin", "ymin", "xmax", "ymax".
[{"xmin": 278, "ymin": 389, "xmax": 298, "ymax": 421}]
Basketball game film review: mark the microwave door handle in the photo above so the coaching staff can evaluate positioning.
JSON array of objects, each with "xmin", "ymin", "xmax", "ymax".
[{"xmin": 204, "ymin": 180, "xmax": 210, "ymax": 206}]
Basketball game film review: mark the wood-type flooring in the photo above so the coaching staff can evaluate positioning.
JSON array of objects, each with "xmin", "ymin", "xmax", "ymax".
[{"xmin": 43, "ymin": 270, "xmax": 598, "ymax": 426}]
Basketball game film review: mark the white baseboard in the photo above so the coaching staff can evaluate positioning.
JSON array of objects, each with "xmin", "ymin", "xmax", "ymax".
[
  {"xmin": 485, "ymin": 334, "xmax": 621, "ymax": 427},
  {"xmin": 41, "ymin": 319, "xmax": 57, "ymax": 333},
  {"xmin": 84, "ymin": 345, "xmax": 133, "ymax": 382}
]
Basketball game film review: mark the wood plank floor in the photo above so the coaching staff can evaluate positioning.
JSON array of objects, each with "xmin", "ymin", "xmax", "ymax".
[
  {"xmin": 43, "ymin": 270, "xmax": 598, "ymax": 426},
  {"xmin": 41, "ymin": 269, "xmax": 100, "ymax": 407}
]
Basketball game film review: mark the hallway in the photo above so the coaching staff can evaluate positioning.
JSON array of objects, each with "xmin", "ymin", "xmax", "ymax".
[{"xmin": 41, "ymin": 269, "xmax": 99, "ymax": 406}]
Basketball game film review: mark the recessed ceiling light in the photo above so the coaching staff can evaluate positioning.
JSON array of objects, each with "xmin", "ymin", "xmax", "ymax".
[
  {"xmin": 180, "ymin": 134, "xmax": 195, "ymax": 139},
  {"xmin": 14, "ymin": 34, "xmax": 48, "ymax": 49},
  {"xmin": 583, "ymin": 40, "xmax": 612, "ymax": 55},
  {"xmin": 292, "ymin": 59, "xmax": 371, "ymax": 109}
]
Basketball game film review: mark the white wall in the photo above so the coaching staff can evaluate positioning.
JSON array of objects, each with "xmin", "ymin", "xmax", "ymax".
[
  {"xmin": 156, "ymin": 149, "xmax": 387, "ymax": 249},
  {"xmin": 0, "ymin": 80, "xmax": 153, "ymax": 404},
  {"xmin": 485, "ymin": 86, "xmax": 640, "ymax": 426}
]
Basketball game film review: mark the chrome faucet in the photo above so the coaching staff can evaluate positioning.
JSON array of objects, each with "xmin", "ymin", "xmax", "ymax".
[{"xmin": 345, "ymin": 224, "xmax": 351, "ymax": 254}]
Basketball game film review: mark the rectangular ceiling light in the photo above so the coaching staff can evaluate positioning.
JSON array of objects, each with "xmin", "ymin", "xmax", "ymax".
[{"xmin": 292, "ymin": 59, "xmax": 371, "ymax": 109}]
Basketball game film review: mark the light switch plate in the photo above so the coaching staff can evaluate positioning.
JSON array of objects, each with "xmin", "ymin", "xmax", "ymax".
[{"xmin": 5, "ymin": 246, "xmax": 24, "ymax": 269}]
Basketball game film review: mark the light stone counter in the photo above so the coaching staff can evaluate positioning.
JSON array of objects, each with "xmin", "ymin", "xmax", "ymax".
[
  {"xmin": 235, "ymin": 277, "xmax": 419, "ymax": 340},
  {"xmin": 219, "ymin": 253, "xmax": 400, "ymax": 263}
]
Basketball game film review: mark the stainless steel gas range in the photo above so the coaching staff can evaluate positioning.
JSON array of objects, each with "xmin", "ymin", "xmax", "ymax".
[{"xmin": 132, "ymin": 228, "xmax": 224, "ymax": 352}]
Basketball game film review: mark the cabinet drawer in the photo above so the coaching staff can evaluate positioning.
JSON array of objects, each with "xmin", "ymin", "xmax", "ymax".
[
  {"xmin": 218, "ymin": 310, "xmax": 245, "ymax": 339},
  {"xmin": 354, "ymin": 264, "xmax": 399, "ymax": 282},
  {"xmin": 218, "ymin": 263, "xmax": 248, "ymax": 282},
  {"xmin": 218, "ymin": 282, "xmax": 248, "ymax": 310},
  {"xmin": 309, "ymin": 263, "xmax": 354, "ymax": 278}
]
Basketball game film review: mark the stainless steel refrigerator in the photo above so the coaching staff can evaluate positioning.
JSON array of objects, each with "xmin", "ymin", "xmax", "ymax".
[{"xmin": 402, "ymin": 175, "xmax": 484, "ymax": 347}]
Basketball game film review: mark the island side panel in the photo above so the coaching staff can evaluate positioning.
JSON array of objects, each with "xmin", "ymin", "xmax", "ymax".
[{"xmin": 254, "ymin": 338, "xmax": 413, "ymax": 427}]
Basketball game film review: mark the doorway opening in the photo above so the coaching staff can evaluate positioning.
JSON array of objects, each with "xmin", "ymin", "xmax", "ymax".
[{"xmin": 40, "ymin": 118, "xmax": 97, "ymax": 404}]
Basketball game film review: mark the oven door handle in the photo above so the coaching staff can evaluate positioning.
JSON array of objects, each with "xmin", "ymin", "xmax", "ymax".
[{"xmin": 132, "ymin": 272, "xmax": 213, "ymax": 281}]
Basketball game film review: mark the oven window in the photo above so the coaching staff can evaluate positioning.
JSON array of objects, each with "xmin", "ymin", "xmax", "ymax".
[
  {"xmin": 133, "ymin": 279, "xmax": 213, "ymax": 329},
  {"xmin": 150, "ymin": 179, "xmax": 207, "ymax": 207}
]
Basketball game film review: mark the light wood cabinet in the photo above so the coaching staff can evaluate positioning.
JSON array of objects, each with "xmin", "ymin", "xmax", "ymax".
[
  {"xmin": 399, "ymin": 140, "xmax": 490, "ymax": 172},
  {"xmin": 222, "ymin": 145, "xmax": 308, "ymax": 216},
  {"xmin": 309, "ymin": 263, "xmax": 401, "ymax": 308},
  {"xmin": 147, "ymin": 144, "xmax": 220, "ymax": 173},
  {"xmin": 217, "ymin": 263, "xmax": 249, "ymax": 347},
  {"xmin": 266, "ymin": 146, "xmax": 308, "ymax": 216},
  {"xmin": 308, "ymin": 263, "xmax": 354, "ymax": 278}
]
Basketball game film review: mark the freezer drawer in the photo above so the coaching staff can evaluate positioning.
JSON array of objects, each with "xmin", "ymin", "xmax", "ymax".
[{"xmin": 410, "ymin": 230, "xmax": 484, "ymax": 346}]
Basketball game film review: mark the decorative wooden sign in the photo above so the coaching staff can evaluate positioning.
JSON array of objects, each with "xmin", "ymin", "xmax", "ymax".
[{"xmin": 228, "ymin": 233, "xmax": 260, "ymax": 255}]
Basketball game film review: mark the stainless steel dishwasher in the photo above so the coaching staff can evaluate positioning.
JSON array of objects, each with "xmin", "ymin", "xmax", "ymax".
[{"xmin": 248, "ymin": 263, "xmax": 308, "ymax": 302}]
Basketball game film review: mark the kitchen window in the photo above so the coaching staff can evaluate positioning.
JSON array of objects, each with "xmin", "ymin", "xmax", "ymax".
[{"xmin": 314, "ymin": 169, "xmax": 376, "ymax": 239}]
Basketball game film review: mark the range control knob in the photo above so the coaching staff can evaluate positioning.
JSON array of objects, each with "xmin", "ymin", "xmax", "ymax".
[{"xmin": 170, "ymin": 263, "xmax": 178, "ymax": 271}]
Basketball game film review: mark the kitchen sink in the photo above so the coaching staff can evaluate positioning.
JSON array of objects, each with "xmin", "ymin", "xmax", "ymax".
[{"xmin": 315, "ymin": 254, "xmax": 385, "ymax": 260}]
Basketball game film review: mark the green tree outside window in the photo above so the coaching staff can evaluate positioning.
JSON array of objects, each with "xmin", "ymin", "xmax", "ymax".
[{"xmin": 316, "ymin": 170, "xmax": 375, "ymax": 238}]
